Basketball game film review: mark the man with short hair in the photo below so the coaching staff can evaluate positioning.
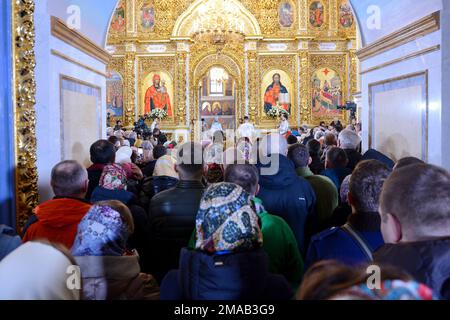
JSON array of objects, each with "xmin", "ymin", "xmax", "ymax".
[
  {"xmin": 321, "ymin": 147, "xmax": 352, "ymax": 191},
  {"xmin": 288, "ymin": 144, "xmax": 338, "ymax": 230},
  {"xmin": 86, "ymin": 140, "xmax": 116, "ymax": 200},
  {"xmin": 338, "ymin": 129, "xmax": 362, "ymax": 171},
  {"xmin": 256, "ymin": 133, "xmax": 316, "ymax": 255},
  {"xmin": 22, "ymin": 161, "xmax": 92, "ymax": 248},
  {"xmin": 149, "ymin": 142, "xmax": 206, "ymax": 282},
  {"xmin": 305, "ymin": 160, "xmax": 389, "ymax": 269},
  {"xmin": 374, "ymin": 163, "xmax": 450, "ymax": 300},
  {"xmin": 237, "ymin": 116, "xmax": 255, "ymax": 140},
  {"xmin": 224, "ymin": 164, "xmax": 304, "ymax": 287}
]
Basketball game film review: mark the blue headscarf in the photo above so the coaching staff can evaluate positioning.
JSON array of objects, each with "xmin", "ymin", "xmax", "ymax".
[{"xmin": 71, "ymin": 205, "xmax": 129, "ymax": 256}]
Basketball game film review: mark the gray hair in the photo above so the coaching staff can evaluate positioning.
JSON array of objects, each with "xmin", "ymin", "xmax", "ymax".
[
  {"xmin": 141, "ymin": 140, "xmax": 153, "ymax": 151},
  {"xmin": 259, "ymin": 133, "xmax": 288, "ymax": 157},
  {"xmin": 338, "ymin": 129, "xmax": 361, "ymax": 150},
  {"xmin": 314, "ymin": 130, "xmax": 326, "ymax": 140},
  {"xmin": 51, "ymin": 161, "xmax": 88, "ymax": 197}
]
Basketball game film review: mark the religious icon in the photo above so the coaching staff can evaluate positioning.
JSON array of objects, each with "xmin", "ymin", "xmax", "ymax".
[
  {"xmin": 311, "ymin": 68, "xmax": 343, "ymax": 117},
  {"xmin": 106, "ymin": 71, "xmax": 124, "ymax": 117},
  {"xmin": 201, "ymin": 102, "xmax": 212, "ymax": 116},
  {"xmin": 141, "ymin": 6, "xmax": 155, "ymax": 31},
  {"xmin": 339, "ymin": 2, "xmax": 354, "ymax": 28},
  {"xmin": 144, "ymin": 74, "xmax": 173, "ymax": 116},
  {"xmin": 310, "ymin": 1, "xmax": 325, "ymax": 28},
  {"xmin": 212, "ymin": 102, "xmax": 222, "ymax": 115},
  {"xmin": 264, "ymin": 73, "xmax": 291, "ymax": 114},
  {"xmin": 279, "ymin": 2, "xmax": 294, "ymax": 28},
  {"xmin": 110, "ymin": 1, "xmax": 126, "ymax": 33}
]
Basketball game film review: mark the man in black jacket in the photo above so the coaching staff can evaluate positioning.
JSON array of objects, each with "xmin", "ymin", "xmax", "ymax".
[
  {"xmin": 375, "ymin": 163, "xmax": 450, "ymax": 300},
  {"xmin": 86, "ymin": 140, "xmax": 116, "ymax": 200},
  {"xmin": 148, "ymin": 142, "xmax": 205, "ymax": 282}
]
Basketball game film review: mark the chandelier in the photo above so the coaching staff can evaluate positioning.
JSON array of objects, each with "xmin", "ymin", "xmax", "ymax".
[{"xmin": 190, "ymin": 0, "xmax": 246, "ymax": 53}]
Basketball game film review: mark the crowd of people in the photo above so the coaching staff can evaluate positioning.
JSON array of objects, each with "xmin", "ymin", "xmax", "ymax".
[{"xmin": 0, "ymin": 118, "xmax": 449, "ymax": 301}]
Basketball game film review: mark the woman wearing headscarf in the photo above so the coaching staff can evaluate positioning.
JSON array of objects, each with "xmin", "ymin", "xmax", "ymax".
[
  {"xmin": 151, "ymin": 153, "xmax": 179, "ymax": 195},
  {"xmin": 160, "ymin": 183, "xmax": 293, "ymax": 300},
  {"xmin": 0, "ymin": 241, "xmax": 80, "ymax": 300},
  {"xmin": 72, "ymin": 203, "xmax": 159, "ymax": 300},
  {"xmin": 116, "ymin": 146, "xmax": 144, "ymax": 181}
]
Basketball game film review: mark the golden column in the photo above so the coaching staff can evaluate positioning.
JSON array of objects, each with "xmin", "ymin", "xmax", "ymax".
[
  {"xmin": 176, "ymin": 42, "xmax": 189, "ymax": 127},
  {"xmin": 298, "ymin": 40, "xmax": 310, "ymax": 124},
  {"xmin": 245, "ymin": 41, "xmax": 259, "ymax": 125},
  {"xmin": 124, "ymin": 45, "xmax": 137, "ymax": 126}
]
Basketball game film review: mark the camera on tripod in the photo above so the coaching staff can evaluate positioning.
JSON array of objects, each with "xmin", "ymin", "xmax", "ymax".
[{"xmin": 337, "ymin": 101, "xmax": 357, "ymax": 119}]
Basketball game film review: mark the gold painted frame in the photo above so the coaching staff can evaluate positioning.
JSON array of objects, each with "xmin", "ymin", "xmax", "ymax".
[
  {"xmin": 368, "ymin": 71, "xmax": 429, "ymax": 161},
  {"xmin": 12, "ymin": 0, "xmax": 39, "ymax": 231}
]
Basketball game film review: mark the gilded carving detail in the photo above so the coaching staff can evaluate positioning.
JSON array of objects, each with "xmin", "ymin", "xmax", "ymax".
[
  {"xmin": 124, "ymin": 52, "xmax": 136, "ymax": 125},
  {"xmin": 13, "ymin": 0, "xmax": 39, "ymax": 230}
]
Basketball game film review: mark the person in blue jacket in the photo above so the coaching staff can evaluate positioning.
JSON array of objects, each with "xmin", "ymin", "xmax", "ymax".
[
  {"xmin": 256, "ymin": 133, "xmax": 316, "ymax": 255},
  {"xmin": 0, "ymin": 225, "xmax": 21, "ymax": 261},
  {"xmin": 305, "ymin": 160, "xmax": 390, "ymax": 269},
  {"xmin": 160, "ymin": 183, "xmax": 293, "ymax": 301}
]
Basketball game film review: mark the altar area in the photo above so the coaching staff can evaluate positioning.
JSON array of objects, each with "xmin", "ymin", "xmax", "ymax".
[{"xmin": 106, "ymin": 0, "xmax": 359, "ymax": 141}]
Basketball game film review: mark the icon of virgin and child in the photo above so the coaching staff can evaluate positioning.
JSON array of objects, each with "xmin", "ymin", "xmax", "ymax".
[{"xmin": 144, "ymin": 74, "xmax": 173, "ymax": 116}]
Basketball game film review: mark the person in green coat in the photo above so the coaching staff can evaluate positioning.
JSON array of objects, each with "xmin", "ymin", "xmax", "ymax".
[{"xmin": 187, "ymin": 164, "xmax": 304, "ymax": 288}]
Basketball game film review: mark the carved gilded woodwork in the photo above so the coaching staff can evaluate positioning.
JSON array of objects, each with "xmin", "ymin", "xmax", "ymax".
[
  {"xmin": 124, "ymin": 52, "xmax": 136, "ymax": 126},
  {"xmin": 12, "ymin": 0, "xmax": 39, "ymax": 230},
  {"xmin": 107, "ymin": 56, "xmax": 126, "ymax": 124}
]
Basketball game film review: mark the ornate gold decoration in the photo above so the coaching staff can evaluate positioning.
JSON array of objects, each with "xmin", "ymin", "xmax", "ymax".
[
  {"xmin": 107, "ymin": 56, "xmax": 126, "ymax": 124},
  {"xmin": 124, "ymin": 52, "xmax": 136, "ymax": 126},
  {"xmin": 299, "ymin": 50, "xmax": 310, "ymax": 124},
  {"xmin": 12, "ymin": 0, "xmax": 39, "ymax": 230}
]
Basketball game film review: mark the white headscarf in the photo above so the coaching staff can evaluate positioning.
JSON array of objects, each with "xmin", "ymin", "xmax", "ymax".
[
  {"xmin": 153, "ymin": 155, "xmax": 179, "ymax": 178},
  {"xmin": 115, "ymin": 146, "xmax": 133, "ymax": 164},
  {"xmin": 0, "ymin": 242, "xmax": 80, "ymax": 300}
]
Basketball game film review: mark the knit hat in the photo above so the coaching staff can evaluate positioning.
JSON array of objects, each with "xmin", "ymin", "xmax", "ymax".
[
  {"xmin": 99, "ymin": 164, "xmax": 127, "ymax": 190},
  {"xmin": 71, "ymin": 205, "xmax": 129, "ymax": 257},
  {"xmin": 195, "ymin": 183, "xmax": 262, "ymax": 253}
]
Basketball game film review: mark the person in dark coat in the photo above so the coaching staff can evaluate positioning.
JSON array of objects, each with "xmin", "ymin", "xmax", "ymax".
[
  {"xmin": 306, "ymin": 139, "xmax": 324, "ymax": 175},
  {"xmin": 361, "ymin": 149, "xmax": 395, "ymax": 171},
  {"xmin": 148, "ymin": 143, "xmax": 206, "ymax": 282},
  {"xmin": 86, "ymin": 140, "xmax": 116, "ymax": 200},
  {"xmin": 338, "ymin": 129, "xmax": 362, "ymax": 171},
  {"xmin": 256, "ymin": 134, "xmax": 316, "ymax": 255},
  {"xmin": 305, "ymin": 160, "xmax": 390, "ymax": 270},
  {"xmin": 375, "ymin": 163, "xmax": 450, "ymax": 300},
  {"xmin": 320, "ymin": 147, "xmax": 352, "ymax": 192},
  {"xmin": 160, "ymin": 183, "xmax": 293, "ymax": 300}
]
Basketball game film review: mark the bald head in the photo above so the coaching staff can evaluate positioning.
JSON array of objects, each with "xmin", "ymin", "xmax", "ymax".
[
  {"xmin": 224, "ymin": 164, "xmax": 259, "ymax": 195},
  {"xmin": 51, "ymin": 161, "xmax": 88, "ymax": 198}
]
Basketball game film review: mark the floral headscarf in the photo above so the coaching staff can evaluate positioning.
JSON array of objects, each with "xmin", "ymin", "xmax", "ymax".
[
  {"xmin": 331, "ymin": 280, "xmax": 436, "ymax": 300},
  {"xmin": 195, "ymin": 183, "xmax": 262, "ymax": 253},
  {"xmin": 99, "ymin": 164, "xmax": 127, "ymax": 190},
  {"xmin": 71, "ymin": 205, "xmax": 129, "ymax": 257}
]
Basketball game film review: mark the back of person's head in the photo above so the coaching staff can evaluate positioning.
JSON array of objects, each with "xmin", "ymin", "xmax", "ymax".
[
  {"xmin": 297, "ymin": 260, "xmax": 413, "ymax": 300},
  {"xmin": 380, "ymin": 164, "xmax": 450, "ymax": 243},
  {"xmin": 338, "ymin": 129, "xmax": 361, "ymax": 150},
  {"xmin": 324, "ymin": 133, "xmax": 337, "ymax": 147},
  {"xmin": 287, "ymin": 135, "xmax": 298, "ymax": 145},
  {"xmin": 259, "ymin": 133, "xmax": 288, "ymax": 157},
  {"xmin": 0, "ymin": 241, "xmax": 80, "ymax": 300},
  {"xmin": 326, "ymin": 147, "xmax": 348, "ymax": 168},
  {"xmin": 152, "ymin": 145, "xmax": 167, "ymax": 160},
  {"xmin": 141, "ymin": 140, "xmax": 153, "ymax": 151},
  {"xmin": 314, "ymin": 130, "xmax": 325, "ymax": 141},
  {"xmin": 287, "ymin": 144, "xmax": 310, "ymax": 169},
  {"xmin": 71, "ymin": 204, "xmax": 132, "ymax": 257},
  {"xmin": 195, "ymin": 183, "xmax": 262, "ymax": 253},
  {"xmin": 224, "ymin": 164, "xmax": 259, "ymax": 195},
  {"xmin": 90, "ymin": 140, "xmax": 115, "ymax": 164},
  {"xmin": 307, "ymin": 139, "xmax": 321, "ymax": 156},
  {"xmin": 107, "ymin": 136, "xmax": 120, "ymax": 149},
  {"xmin": 349, "ymin": 160, "xmax": 390, "ymax": 213},
  {"xmin": 95, "ymin": 200, "xmax": 134, "ymax": 234},
  {"xmin": 340, "ymin": 175, "xmax": 351, "ymax": 204},
  {"xmin": 158, "ymin": 134, "xmax": 168, "ymax": 145},
  {"xmin": 51, "ymin": 161, "xmax": 88, "ymax": 198},
  {"xmin": 99, "ymin": 164, "xmax": 128, "ymax": 191},
  {"xmin": 394, "ymin": 156, "xmax": 425, "ymax": 170},
  {"xmin": 176, "ymin": 142, "xmax": 204, "ymax": 180}
]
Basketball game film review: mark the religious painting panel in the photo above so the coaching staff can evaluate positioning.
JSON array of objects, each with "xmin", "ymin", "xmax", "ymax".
[
  {"xmin": 309, "ymin": 1, "xmax": 325, "ymax": 28},
  {"xmin": 141, "ymin": 71, "xmax": 175, "ymax": 121},
  {"xmin": 139, "ymin": 0, "xmax": 155, "ymax": 33},
  {"xmin": 110, "ymin": 0, "xmax": 126, "ymax": 34},
  {"xmin": 339, "ymin": 1, "xmax": 354, "ymax": 28},
  {"xmin": 311, "ymin": 67, "xmax": 343, "ymax": 120},
  {"xmin": 279, "ymin": 2, "xmax": 294, "ymax": 28},
  {"xmin": 261, "ymin": 70, "xmax": 294, "ymax": 117},
  {"xmin": 106, "ymin": 71, "xmax": 124, "ymax": 126}
]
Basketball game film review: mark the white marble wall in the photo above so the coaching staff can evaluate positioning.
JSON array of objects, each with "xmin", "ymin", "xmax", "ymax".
[{"xmin": 35, "ymin": 0, "xmax": 108, "ymax": 201}]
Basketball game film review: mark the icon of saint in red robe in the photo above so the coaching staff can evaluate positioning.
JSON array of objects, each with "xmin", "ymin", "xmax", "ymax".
[{"xmin": 144, "ymin": 74, "xmax": 172, "ymax": 116}]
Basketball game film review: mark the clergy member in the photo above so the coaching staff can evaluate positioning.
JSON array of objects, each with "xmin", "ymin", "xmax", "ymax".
[{"xmin": 237, "ymin": 116, "xmax": 255, "ymax": 140}]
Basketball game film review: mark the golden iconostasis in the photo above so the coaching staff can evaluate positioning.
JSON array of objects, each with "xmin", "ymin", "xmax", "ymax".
[{"xmin": 106, "ymin": 0, "xmax": 359, "ymax": 135}]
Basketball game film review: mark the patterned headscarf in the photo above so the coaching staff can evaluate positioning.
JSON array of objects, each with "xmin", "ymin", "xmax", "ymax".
[
  {"xmin": 99, "ymin": 164, "xmax": 127, "ymax": 190},
  {"xmin": 331, "ymin": 280, "xmax": 436, "ymax": 300},
  {"xmin": 71, "ymin": 205, "xmax": 129, "ymax": 257},
  {"xmin": 195, "ymin": 183, "xmax": 262, "ymax": 253}
]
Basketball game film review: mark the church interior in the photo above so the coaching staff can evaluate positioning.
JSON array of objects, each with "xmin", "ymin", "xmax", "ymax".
[{"xmin": 0, "ymin": 0, "xmax": 450, "ymax": 302}]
